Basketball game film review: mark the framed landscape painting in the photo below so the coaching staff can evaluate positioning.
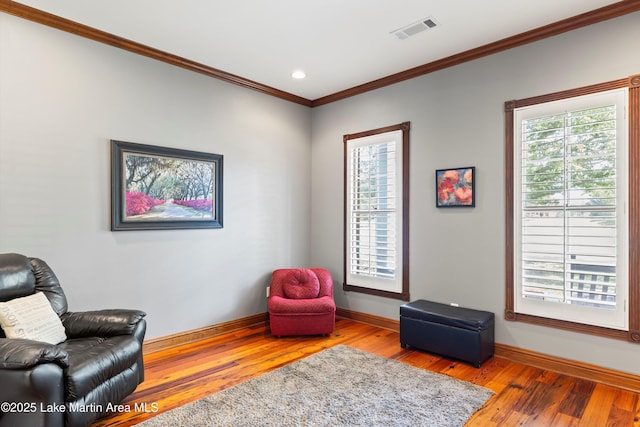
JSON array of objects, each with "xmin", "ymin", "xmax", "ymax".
[
  {"xmin": 111, "ymin": 140, "xmax": 223, "ymax": 230},
  {"xmin": 436, "ymin": 166, "xmax": 475, "ymax": 208}
]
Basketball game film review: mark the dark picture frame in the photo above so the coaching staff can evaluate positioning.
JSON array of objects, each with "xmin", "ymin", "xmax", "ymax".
[
  {"xmin": 436, "ymin": 166, "xmax": 475, "ymax": 208},
  {"xmin": 111, "ymin": 140, "xmax": 223, "ymax": 230}
]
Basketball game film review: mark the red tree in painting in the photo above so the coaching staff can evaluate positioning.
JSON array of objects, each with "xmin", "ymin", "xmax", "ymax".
[{"xmin": 125, "ymin": 191, "xmax": 164, "ymax": 216}]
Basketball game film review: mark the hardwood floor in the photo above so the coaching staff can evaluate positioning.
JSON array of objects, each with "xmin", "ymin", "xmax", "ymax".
[{"xmin": 94, "ymin": 318, "xmax": 640, "ymax": 426}]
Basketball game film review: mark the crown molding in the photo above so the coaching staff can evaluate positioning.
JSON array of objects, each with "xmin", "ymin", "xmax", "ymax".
[
  {"xmin": 0, "ymin": 0, "xmax": 313, "ymax": 107},
  {"xmin": 311, "ymin": 0, "xmax": 640, "ymax": 106},
  {"xmin": 1, "ymin": 0, "xmax": 639, "ymax": 108}
]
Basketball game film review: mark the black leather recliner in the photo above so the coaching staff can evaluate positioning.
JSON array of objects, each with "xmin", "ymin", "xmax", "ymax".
[{"xmin": 0, "ymin": 253, "xmax": 146, "ymax": 427}]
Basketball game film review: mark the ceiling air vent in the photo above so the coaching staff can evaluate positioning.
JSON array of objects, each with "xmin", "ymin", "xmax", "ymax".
[{"xmin": 391, "ymin": 17, "xmax": 438, "ymax": 40}]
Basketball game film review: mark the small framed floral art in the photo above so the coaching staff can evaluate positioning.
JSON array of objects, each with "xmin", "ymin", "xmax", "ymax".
[{"xmin": 436, "ymin": 166, "xmax": 475, "ymax": 208}]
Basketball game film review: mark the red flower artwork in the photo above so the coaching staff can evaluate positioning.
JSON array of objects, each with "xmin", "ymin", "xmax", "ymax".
[{"xmin": 436, "ymin": 167, "xmax": 475, "ymax": 207}]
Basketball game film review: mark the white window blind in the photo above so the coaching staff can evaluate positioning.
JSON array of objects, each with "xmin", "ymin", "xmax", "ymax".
[
  {"xmin": 346, "ymin": 130, "xmax": 403, "ymax": 294},
  {"xmin": 514, "ymin": 89, "xmax": 628, "ymax": 330}
]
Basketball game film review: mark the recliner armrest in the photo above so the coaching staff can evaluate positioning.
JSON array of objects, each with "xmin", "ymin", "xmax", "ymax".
[
  {"xmin": 62, "ymin": 309, "xmax": 146, "ymax": 338},
  {"xmin": 0, "ymin": 338, "xmax": 69, "ymax": 369}
]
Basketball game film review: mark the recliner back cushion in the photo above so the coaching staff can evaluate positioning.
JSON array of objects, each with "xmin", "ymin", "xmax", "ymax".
[
  {"xmin": 29, "ymin": 257, "xmax": 68, "ymax": 316},
  {"xmin": 282, "ymin": 269, "xmax": 320, "ymax": 299}
]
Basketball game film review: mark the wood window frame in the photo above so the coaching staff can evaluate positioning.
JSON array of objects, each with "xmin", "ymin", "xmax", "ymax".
[
  {"xmin": 505, "ymin": 75, "xmax": 640, "ymax": 342},
  {"xmin": 343, "ymin": 122, "xmax": 410, "ymax": 301}
]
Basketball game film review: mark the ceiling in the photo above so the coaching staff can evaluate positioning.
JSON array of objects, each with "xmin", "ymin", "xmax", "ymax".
[{"xmin": 10, "ymin": 0, "xmax": 626, "ymax": 101}]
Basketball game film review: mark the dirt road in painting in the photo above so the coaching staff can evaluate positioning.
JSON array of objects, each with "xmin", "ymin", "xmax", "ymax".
[{"xmin": 131, "ymin": 200, "xmax": 212, "ymax": 220}]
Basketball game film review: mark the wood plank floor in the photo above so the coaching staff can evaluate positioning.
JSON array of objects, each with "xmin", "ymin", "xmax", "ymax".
[{"xmin": 93, "ymin": 318, "xmax": 640, "ymax": 426}]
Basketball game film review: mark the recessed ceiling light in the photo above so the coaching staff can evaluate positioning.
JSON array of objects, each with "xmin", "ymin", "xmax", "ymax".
[{"xmin": 291, "ymin": 70, "xmax": 306, "ymax": 79}]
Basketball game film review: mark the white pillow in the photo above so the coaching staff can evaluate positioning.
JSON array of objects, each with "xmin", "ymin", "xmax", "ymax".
[{"xmin": 0, "ymin": 292, "xmax": 67, "ymax": 344}]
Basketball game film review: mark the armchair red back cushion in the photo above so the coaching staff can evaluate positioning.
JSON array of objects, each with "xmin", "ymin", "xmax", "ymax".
[
  {"xmin": 282, "ymin": 268, "xmax": 320, "ymax": 299},
  {"xmin": 270, "ymin": 268, "xmax": 333, "ymax": 299}
]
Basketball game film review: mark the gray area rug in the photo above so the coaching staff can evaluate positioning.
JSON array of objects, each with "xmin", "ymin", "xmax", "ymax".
[{"xmin": 137, "ymin": 345, "xmax": 494, "ymax": 426}]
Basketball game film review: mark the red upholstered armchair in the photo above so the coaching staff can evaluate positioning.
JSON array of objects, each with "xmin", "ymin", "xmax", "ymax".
[{"xmin": 268, "ymin": 268, "xmax": 336, "ymax": 336}]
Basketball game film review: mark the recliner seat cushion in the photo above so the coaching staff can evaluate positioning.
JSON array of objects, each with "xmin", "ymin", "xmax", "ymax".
[
  {"xmin": 59, "ymin": 335, "xmax": 142, "ymax": 400},
  {"xmin": 282, "ymin": 269, "xmax": 320, "ymax": 299}
]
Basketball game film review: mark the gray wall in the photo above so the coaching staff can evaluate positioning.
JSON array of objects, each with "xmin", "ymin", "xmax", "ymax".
[
  {"xmin": 0, "ymin": 14, "xmax": 312, "ymax": 339},
  {"xmin": 310, "ymin": 12, "xmax": 640, "ymax": 374},
  {"xmin": 2, "ymin": 8, "xmax": 640, "ymax": 374}
]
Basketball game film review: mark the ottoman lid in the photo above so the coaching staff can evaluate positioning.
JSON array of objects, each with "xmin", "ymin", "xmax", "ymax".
[{"xmin": 400, "ymin": 300, "xmax": 494, "ymax": 331}]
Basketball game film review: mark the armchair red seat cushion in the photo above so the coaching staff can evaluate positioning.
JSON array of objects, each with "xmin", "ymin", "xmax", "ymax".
[{"xmin": 268, "ymin": 268, "xmax": 336, "ymax": 336}]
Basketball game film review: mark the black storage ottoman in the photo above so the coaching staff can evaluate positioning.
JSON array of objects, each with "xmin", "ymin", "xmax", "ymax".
[{"xmin": 400, "ymin": 299, "xmax": 494, "ymax": 367}]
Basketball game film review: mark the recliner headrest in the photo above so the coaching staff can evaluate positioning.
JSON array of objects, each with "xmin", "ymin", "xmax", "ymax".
[
  {"xmin": 0, "ymin": 253, "xmax": 68, "ymax": 316},
  {"xmin": 0, "ymin": 253, "xmax": 36, "ymax": 302}
]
